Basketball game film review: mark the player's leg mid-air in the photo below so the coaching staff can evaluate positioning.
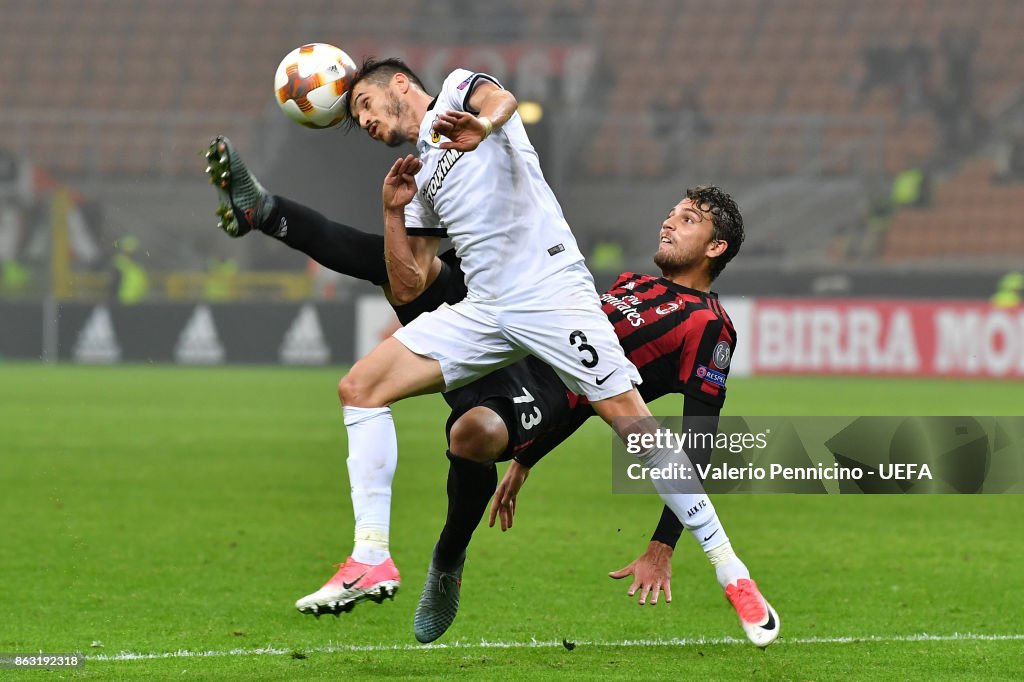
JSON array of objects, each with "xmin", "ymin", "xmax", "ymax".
[
  {"xmin": 203, "ymin": 136, "xmax": 779, "ymax": 647},
  {"xmin": 206, "ymin": 136, "xmax": 402, "ymax": 616}
]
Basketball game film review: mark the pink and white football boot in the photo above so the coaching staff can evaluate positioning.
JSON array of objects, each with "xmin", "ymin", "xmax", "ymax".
[{"xmin": 295, "ymin": 556, "xmax": 400, "ymax": 617}]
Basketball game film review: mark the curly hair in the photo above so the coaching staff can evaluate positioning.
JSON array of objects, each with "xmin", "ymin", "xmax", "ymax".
[
  {"xmin": 686, "ymin": 185, "xmax": 745, "ymax": 280},
  {"xmin": 343, "ymin": 57, "xmax": 428, "ymax": 131}
]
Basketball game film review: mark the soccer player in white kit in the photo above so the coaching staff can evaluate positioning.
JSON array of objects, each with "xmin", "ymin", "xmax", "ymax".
[{"xmin": 295, "ymin": 59, "xmax": 747, "ymax": 637}]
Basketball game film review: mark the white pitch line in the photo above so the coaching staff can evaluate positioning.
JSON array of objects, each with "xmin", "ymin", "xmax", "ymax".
[{"xmin": 87, "ymin": 633, "xmax": 1024, "ymax": 662}]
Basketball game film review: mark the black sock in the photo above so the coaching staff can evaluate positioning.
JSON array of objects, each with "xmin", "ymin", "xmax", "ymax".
[
  {"xmin": 435, "ymin": 451, "xmax": 497, "ymax": 570},
  {"xmin": 270, "ymin": 195, "xmax": 388, "ymax": 285}
]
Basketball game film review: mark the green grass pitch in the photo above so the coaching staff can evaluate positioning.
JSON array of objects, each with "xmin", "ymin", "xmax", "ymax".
[{"xmin": 1, "ymin": 364, "xmax": 1022, "ymax": 680}]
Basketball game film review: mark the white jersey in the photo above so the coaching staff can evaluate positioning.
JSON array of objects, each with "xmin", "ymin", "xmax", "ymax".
[{"xmin": 404, "ymin": 69, "xmax": 585, "ymax": 302}]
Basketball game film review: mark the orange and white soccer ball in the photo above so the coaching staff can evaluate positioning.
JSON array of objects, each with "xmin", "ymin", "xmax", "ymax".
[{"xmin": 274, "ymin": 43, "xmax": 358, "ymax": 129}]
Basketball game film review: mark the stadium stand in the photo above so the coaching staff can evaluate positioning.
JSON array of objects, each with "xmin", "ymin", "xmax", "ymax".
[
  {"xmin": 1, "ymin": 0, "xmax": 1021, "ymax": 265},
  {"xmin": 3, "ymin": 0, "xmax": 1020, "ymax": 176},
  {"xmin": 882, "ymin": 158, "xmax": 1024, "ymax": 262}
]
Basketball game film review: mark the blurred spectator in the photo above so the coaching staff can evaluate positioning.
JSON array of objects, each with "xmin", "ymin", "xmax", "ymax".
[
  {"xmin": 0, "ymin": 149, "xmax": 30, "ymax": 295},
  {"xmin": 1, "ymin": 258, "xmax": 30, "ymax": 295},
  {"xmin": 856, "ymin": 166, "xmax": 932, "ymax": 259},
  {"xmin": 940, "ymin": 28, "xmax": 978, "ymax": 111},
  {"xmin": 930, "ymin": 28, "xmax": 983, "ymax": 157},
  {"xmin": 0, "ymin": 148, "xmax": 33, "ymax": 205},
  {"xmin": 900, "ymin": 39, "xmax": 931, "ymax": 116},
  {"xmin": 858, "ymin": 39, "xmax": 899, "ymax": 98},
  {"xmin": 991, "ymin": 272, "xmax": 1023, "ymax": 308},
  {"xmin": 0, "ymin": 200, "xmax": 30, "ymax": 296},
  {"xmin": 204, "ymin": 254, "xmax": 239, "ymax": 301},
  {"xmin": 651, "ymin": 88, "xmax": 713, "ymax": 165},
  {"xmin": 889, "ymin": 166, "xmax": 932, "ymax": 209},
  {"xmin": 588, "ymin": 236, "xmax": 626, "ymax": 274},
  {"xmin": 995, "ymin": 129, "xmax": 1024, "ymax": 183},
  {"xmin": 859, "ymin": 37, "xmax": 932, "ymax": 118},
  {"xmin": 0, "ymin": 150, "xmax": 19, "ymax": 190},
  {"xmin": 112, "ymin": 236, "xmax": 149, "ymax": 304},
  {"xmin": 930, "ymin": 90, "xmax": 966, "ymax": 156}
]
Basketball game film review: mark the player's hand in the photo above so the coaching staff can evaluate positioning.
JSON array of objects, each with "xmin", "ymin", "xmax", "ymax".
[
  {"xmin": 434, "ymin": 111, "xmax": 488, "ymax": 152},
  {"xmin": 608, "ymin": 541, "xmax": 673, "ymax": 606},
  {"xmin": 489, "ymin": 460, "xmax": 530, "ymax": 532},
  {"xmin": 382, "ymin": 154, "xmax": 422, "ymax": 211}
]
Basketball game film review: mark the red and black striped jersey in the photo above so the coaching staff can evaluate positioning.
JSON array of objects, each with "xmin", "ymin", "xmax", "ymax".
[{"xmin": 599, "ymin": 272, "xmax": 737, "ymax": 408}]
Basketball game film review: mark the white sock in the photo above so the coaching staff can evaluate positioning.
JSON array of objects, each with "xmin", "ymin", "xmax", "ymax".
[
  {"xmin": 634, "ymin": 446, "xmax": 752, "ymax": 589},
  {"xmin": 672, "ymin": 492, "xmax": 751, "ymax": 589},
  {"xmin": 636, "ymin": 446, "xmax": 708, "ymax": 527},
  {"xmin": 343, "ymin": 406, "xmax": 397, "ymax": 565},
  {"xmin": 680, "ymin": 493, "xmax": 727, "ymax": 552},
  {"xmin": 631, "ymin": 452, "xmax": 752, "ymax": 591},
  {"xmin": 707, "ymin": 541, "xmax": 750, "ymax": 589}
]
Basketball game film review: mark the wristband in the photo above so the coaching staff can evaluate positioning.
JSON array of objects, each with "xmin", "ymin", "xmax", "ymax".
[{"xmin": 479, "ymin": 116, "xmax": 494, "ymax": 139}]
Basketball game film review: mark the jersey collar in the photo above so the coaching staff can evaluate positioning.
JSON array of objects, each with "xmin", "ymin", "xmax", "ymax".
[{"xmin": 661, "ymin": 277, "xmax": 718, "ymax": 299}]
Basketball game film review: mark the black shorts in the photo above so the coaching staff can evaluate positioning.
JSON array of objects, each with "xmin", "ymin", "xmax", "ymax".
[{"xmin": 443, "ymin": 356, "xmax": 591, "ymax": 463}]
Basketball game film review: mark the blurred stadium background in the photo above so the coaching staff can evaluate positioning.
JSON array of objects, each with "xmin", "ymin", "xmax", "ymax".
[{"xmin": 1, "ymin": 0, "xmax": 1022, "ymax": 376}]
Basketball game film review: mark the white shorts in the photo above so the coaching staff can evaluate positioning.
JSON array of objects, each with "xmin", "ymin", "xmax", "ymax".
[{"xmin": 393, "ymin": 262, "xmax": 642, "ymax": 402}]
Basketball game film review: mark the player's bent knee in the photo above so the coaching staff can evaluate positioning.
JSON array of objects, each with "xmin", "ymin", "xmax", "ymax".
[
  {"xmin": 592, "ymin": 388, "xmax": 658, "ymax": 441},
  {"xmin": 337, "ymin": 374, "xmax": 357, "ymax": 405},
  {"xmin": 337, "ymin": 371, "xmax": 381, "ymax": 408},
  {"xmin": 593, "ymin": 387, "xmax": 647, "ymax": 413},
  {"xmin": 449, "ymin": 407, "xmax": 509, "ymax": 463},
  {"xmin": 593, "ymin": 388, "xmax": 652, "ymax": 421}
]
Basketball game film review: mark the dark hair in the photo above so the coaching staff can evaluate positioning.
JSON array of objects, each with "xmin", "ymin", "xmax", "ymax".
[
  {"xmin": 343, "ymin": 57, "xmax": 428, "ymax": 130},
  {"xmin": 687, "ymin": 185, "xmax": 744, "ymax": 280}
]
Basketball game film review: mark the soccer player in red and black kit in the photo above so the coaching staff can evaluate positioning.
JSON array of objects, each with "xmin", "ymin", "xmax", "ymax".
[{"xmin": 205, "ymin": 137, "xmax": 779, "ymax": 647}]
